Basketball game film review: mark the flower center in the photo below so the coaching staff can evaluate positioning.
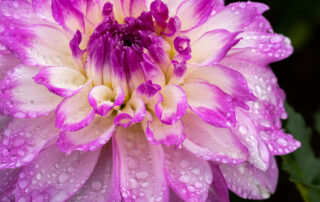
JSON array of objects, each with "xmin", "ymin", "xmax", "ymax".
[{"xmin": 84, "ymin": 4, "xmax": 174, "ymax": 99}]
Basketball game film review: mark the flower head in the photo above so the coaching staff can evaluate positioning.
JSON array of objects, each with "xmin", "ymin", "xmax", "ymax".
[{"xmin": 0, "ymin": 0, "xmax": 300, "ymax": 201}]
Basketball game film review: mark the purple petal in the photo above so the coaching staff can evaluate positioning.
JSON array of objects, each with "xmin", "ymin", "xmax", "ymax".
[
  {"xmin": 190, "ymin": 29, "xmax": 240, "ymax": 65},
  {"xmin": 183, "ymin": 81, "xmax": 236, "ymax": 128},
  {"xmin": 185, "ymin": 65, "xmax": 256, "ymax": 109},
  {"xmin": 230, "ymin": 32, "xmax": 293, "ymax": 65},
  {"xmin": 176, "ymin": 0, "xmax": 223, "ymax": 31},
  {"xmin": 182, "ymin": 112, "xmax": 248, "ymax": 164},
  {"xmin": 0, "ymin": 168, "xmax": 22, "ymax": 201},
  {"xmin": 113, "ymin": 125, "xmax": 169, "ymax": 201},
  {"xmin": 142, "ymin": 112, "xmax": 185, "ymax": 146},
  {"xmin": 187, "ymin": 2, "xmax": 269, "ymax": 40},
  {"xmin": 0, "ymin": 65, "xmax": 62, "ymax": 118},
  {"xmin": 155, "ymin": 84, "xmax": 187, "ymax": 125},
  {"xmin": 34, "ymin": 66, "xmax": 88, "ymax": 97},
  {"xmin": 206, "ymin": 164, "xmax": 229, "ymax": 202},
  {"xmin": 0, "ymin": 113, "xmax": 58, "ymax": 169},
  {"xmin": 220, "ymin": 157, "xmax": 278, "ymax": 199},
  {"xmin": 51, "ymin": 0, "xmax": 86, "ymax": 32},
  {"xmin": 232, "ymin": 108, "xmax": 271, "ymax": 171},
  {"xmin": 0, "ymin": 16, "xmax": 74, "ymax": 67},
  {"xmin": 114, "ymin": 97, "xmax": 146, "ymax": 128},
  {"xmin": 0, "ymin": 46, "xmax": 20, "ymax": 81},
  {"xmin": 69, "ymin": 143, "xmax": 121, "ymax": 202},
  {"xmin": 57, "ymin": 116, "xmax": 116, "ymax": 153},
  {"xmin": 163, "ymin": 146, "xmax": 212, "ymax": 201},
  {"xmin": 15, "ymin": 145, "xmax": 101, "ymax": 202},
  {"xmin": 55, "ymin": 84, "xmax": 95, "ymax": 132}
]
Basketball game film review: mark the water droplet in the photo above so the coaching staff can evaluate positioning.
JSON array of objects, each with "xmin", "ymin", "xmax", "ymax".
[
  {"xmin": 58, "ymin": 172, "xmax": 70, "ymax": 183},
  {"xmin": 19, "ymin": 179, "xmax": 28, "ymax": 189},
  {"xmin": 239, "ymin": 125, "xmax": 248, "ymax": 135},
  {"xmin": 192, "ymin": 168, "xmax": 200, "ymax": 175},
  {"xmin": 136, "ymin": 171, "xmax": 149, "ymax": 179},
  {"xmin": 179, "ymin": 175, "xmax": 190, "ymax": 183},
  {"xmin": 91, "ymin": 181, "xmax": 102, "ymax": 191},
  {"xmin": 276, "ymin": 138, "xmax": 288, "ymax": 146}
]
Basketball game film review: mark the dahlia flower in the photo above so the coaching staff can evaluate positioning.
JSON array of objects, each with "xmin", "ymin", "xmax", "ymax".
[{"xmin": 0, "ymin": 0, "xmax": 300, "ymax": 201}]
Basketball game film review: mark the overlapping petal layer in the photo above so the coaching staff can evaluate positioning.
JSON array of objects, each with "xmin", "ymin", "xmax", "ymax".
[{"xmin": 0, "ymin": 0, "xmax": 299, "ymax": 201}]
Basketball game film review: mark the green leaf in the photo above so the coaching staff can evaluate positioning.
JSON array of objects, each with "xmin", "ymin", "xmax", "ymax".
[
  {"xmin": 314, "ymin": 108, "xmax": 320, "ymax": 134},
  {"xmin": 282, "ymin": 103, "xmax": 320, "ymax": 202}
]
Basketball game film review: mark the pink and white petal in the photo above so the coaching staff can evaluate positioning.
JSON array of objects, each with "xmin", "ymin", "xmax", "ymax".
[
  {"xmin": 0, "ymin": 168, "xmax": 22, "ymax": 201},
  {"xmin": 232, "ymin": 108, "xmax": 270, "ymax": 171},
  {"xmin": 182, "ymin": 112, "xmax": 248, "ymax": 164},
  {"xmin": 69, "ymin": 143, "xmax": 121, "ymax": 202},
  {"xmin": 221, "ymin": 58, "xmax": 287, "ymax": 124},
  {"xmin": 220, "ymin": 157, "xmax": 278, "ymax": 200},
  {"xmin": 0, "ymin": 22, "xmax": 75, "ymax": 67},
  {"xmin": 147, "ymin": 0, "xmax": 182, "ymax": 17},
  {"xmin": 206, "ymin": 164, "xmax": 229, "ymax": 202},
  {"xmin": 189, "ymin": 29, "xmax": 239, "ymax": 66},
  {"xmin": 32, "ymin": 0, "xmax": 56, "ymax": 23},
  {"xmin": 155, "ymin": 84, "xmax": 187, "ymax": 124},
  {"xmin": 56, "ymin": 84, "xmax": 95, "ymax": 132},
  {"xmin": 34, "ymin": 66, "xmax": 88, "ymax": 97},
  {"xmin": 88, "ymin": 85, "xmax": 124, "ymax": 117},
  {"xmin": 260, "ymin": 129, "xmax": 301, "ymax": 155},
  {"xmin": 51, "ymin": 0, "xmax": 87, "ymax": 32},
  {"xmin": 176, "ymin": 0, "xmax": 221, "ymax": 31},
  {"xmin": 58, "ymin": 116, "xmax": 116, "ymax": 153},
  {"xmin": 163, "ymin": 146, "xmax": 212, "ymax": 201},
  {"xmin": 230, "ymin": 32, "xmax": 293, "ymax": 65},
  {"xmin": 15, "ymin": 145, "xmax": 101, "ymax": 202},
  {"xmin": 183, "ymin": 81, "xmax": 236, "ymax": 128},
  {"xmin": 114, "ymin": 97, "xmax": 146, "ymax": 128},
  {"xmin": 0, "ymin": 113, "xmax": 58, "ymax": 169},
  {"xmin": 185, "ymin": 65, "xmax": 256, "ymax": 109},
  {"xmin": 0, "ymin": 47, "xmax": 20, "ymax": 81},
  {"xmin": 142, "ymin": 112, "xmax": 185, "ymax": 146},
  {"xmin": 114, "ymin": 125, "xmax": 169, "ymax": 201},
  {"xmin": 186, "ymin": 2, "xmax": 269, "ymax": 41},
  {"xmin": 0, "ymin": 65, "xmax": 62, "ymax": 118}
]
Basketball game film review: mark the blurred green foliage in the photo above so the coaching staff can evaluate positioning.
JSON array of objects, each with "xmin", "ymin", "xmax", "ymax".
[{"xmin": 282, "ymin": 104, "xmax": 320, "ymax": 202}]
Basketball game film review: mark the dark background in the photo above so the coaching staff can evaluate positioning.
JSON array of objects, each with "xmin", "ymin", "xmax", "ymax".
[{"xmin": 225, "ymin": 0, "xmax": 320, "ymax": 201}]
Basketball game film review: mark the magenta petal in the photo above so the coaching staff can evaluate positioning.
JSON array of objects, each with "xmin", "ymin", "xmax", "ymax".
[
  {"xmin": 187, "ymin": 2, "xmax": 270, "ymax": 40},
  {"xmin": 220, "ymin": 157, "xmax": 278, "ymax": 199},
  {"xmin": 34, "ymin": 66, "xmax": 88, "ymax": 97},
  {"xmin": 0, "ymin": 113, "xmax": 58, "ymax": 169},
  {"xmin": 55, "ymin": 85, "xmax": 95, "ymax": 132},
  {"xmin": 163, "ymin": 146, "xmax": 212, "ymax": 201},
  {"xmin": 88, "ymin": 85, "xmax": 124, "ymax": 116},
  {"xmin": 206, "ymin": 164, "xmax": 229, "ymax": 202},
  {"xmin": 155, "ymin": 84, "xmax": 187, "ymax": 125},
  {"xmin": 0, "ymin": 47, "xmax": 20, "ymax": 81},
  {"xmin": 15, "ymin": 145, "xmax": 101, "ymax": 202},
  {"xmin": 182, "ymin": 112, "xmax": 248, "ymax": 164},
  {"xmin": 176, "ymin": 0, "xmax": 221, "ymax": 31},
  {"xmin": 58, "ymin": 116, "xmax": 116, "ymax": 153},
  {"xmin": 142, "ymin": 112, "xmax": 185, "ymax": 146},
  {"xmin": 260, "ymin": 129, "xmax": 301, "ymax": 155},
  {"xmin": 0, "ymin": 16, "xmax": 74, "ymax": 67},
  {"xmin": 51, "ymin": 0, "xmax": 86, "ymax": 32},
  {"xmin": 0, "ymin": 65, "xmax": 62, "ymax": 118},
  {"xmin": 0, "ymin": 168, "xmax": 22, "ymax": 200},
  {"xmin": 185, "ymin": 64, "xmax": 256, "ymax": 109},
  {"xmin": 230, "ymin": 32, "xmax": 293, "ymax": 65},
  {"xmin": 114, "ymin": 97, "xmax": 146, "ymax": 128},
  {"xmin": 232, "ymin": 108, "xmax": 271, "ymax": 171},
  {"xmin": 114, "ymin": 125, "xmax": 169, "ymax": 201},
  {"xmin": 190, "ymin": 29, "xmax": 240, "ymax": 66},
  {"xmin": 183, "ymin": 81, "xmax": 236, "ymax": 128},
  {"xmin": 69, "ymin": 143, "xmax": 121, "ymax": 202}
]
